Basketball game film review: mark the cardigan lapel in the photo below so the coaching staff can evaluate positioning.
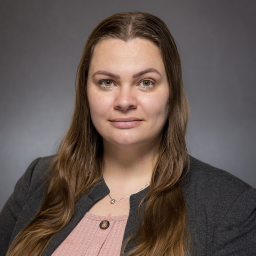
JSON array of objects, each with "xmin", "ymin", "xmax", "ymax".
[
  {"xmin": 26, "ymin": 178, "xmax": 149, "ymax": 256},
  {"xmin": 42, "ymin": 179, "xmax": 110, "ymax": 256},
  {"xmin": 122, "ymin": 186, "xmax": 149, "ymax": 254}
]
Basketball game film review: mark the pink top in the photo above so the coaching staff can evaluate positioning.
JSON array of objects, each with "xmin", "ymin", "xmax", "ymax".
[{"xmin": 52, "ymin": 212, "xmax": 129, "ymax": 256}]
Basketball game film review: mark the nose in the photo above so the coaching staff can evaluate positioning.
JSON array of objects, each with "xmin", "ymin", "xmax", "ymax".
[{"xmin": 114, "ymin": 85, "xmax": 137, "ymax": 112}]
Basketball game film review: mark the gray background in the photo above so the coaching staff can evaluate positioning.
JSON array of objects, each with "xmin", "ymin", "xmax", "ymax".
[{"xmin": 0, "ymin": 0, "xmax": 255, "ymax": 210}]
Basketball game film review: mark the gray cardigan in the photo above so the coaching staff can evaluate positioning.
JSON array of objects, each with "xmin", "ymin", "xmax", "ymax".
[{"xmin": 0, "ymin": 155, "xmax": 256, "ymax": 256}]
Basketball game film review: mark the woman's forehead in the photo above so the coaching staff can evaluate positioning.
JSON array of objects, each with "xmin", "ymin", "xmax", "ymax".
[{"xmin": 89, "ymin": 38, "xmax": 166, "ymax": 76}]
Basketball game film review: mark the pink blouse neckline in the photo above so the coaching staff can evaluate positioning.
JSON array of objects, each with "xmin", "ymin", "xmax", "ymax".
[
  {"xmin": 52, "ymin": 210, "xmax": 129, "ymax": 256},
  {"xmin": 85, "ymin": 211, "xmax": 128, "ymax": 221}
]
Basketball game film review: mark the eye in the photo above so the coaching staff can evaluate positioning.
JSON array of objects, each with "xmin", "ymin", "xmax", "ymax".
[
  {"xmin": 139, "ymin": 80, "xmax": 154, "ymax": 88},
  {"xmin": 101, "ymin": 80, "xmax": 114, "ymax": 86},
  {"xmin": 99, "ymin": 80, "xmax": 115, "ymax": 89}
]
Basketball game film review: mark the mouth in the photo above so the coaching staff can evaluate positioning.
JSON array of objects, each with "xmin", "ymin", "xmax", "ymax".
[
  {"xmin": 110, "ymin": 117, "xmax": 142, "ymax": 122},
  {"xmin": 109, "ymin": 117, "xmax": 143, "ymax": 128}
]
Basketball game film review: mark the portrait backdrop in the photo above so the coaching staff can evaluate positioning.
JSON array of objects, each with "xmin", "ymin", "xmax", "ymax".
[{"xmin": 0, "ymin": 0, "xmax": 255, "ymax": 210}]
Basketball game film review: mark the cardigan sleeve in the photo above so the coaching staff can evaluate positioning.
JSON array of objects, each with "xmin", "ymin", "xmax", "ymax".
[
  {"xmin": 213, "ymin": 187, "xmax": 256, "ymax": 256},
  {"xmin": 0, "ymin": 158, "xmax": 41, "ymax": 256}
]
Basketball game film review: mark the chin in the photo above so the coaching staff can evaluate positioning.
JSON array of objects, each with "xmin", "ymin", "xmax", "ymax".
[
  {"xmin": 111, "ymin": 138, "xmax": 141, "ymax": 147},
  {"xmin": 104, "ymin": 135, "xmax": 144, "ymax": 147}
]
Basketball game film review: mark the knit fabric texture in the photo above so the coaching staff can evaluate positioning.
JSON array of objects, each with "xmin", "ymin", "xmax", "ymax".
[{"xmin": 52, "ymin": 212, "xmax": 128, "ymax": 256}]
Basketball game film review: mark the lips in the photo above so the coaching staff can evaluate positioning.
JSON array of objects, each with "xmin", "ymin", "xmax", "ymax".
[
  {"xmin": 110, "ymin": 117, "xmax": 142, "ymax": 122},
  {"xmin": 109, "ymin": 117, "xmax": 143, "ymax": 128}
]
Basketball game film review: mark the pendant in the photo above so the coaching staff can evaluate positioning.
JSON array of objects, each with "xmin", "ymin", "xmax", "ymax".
[{"xmin": 110, "ymin": 199, "xmax": 115, "ymax": 204}]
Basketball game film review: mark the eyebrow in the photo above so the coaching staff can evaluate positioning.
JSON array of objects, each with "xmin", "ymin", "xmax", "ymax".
[
  {"xmin": 132, "ymin": 68, "xmax": 161, "ymax": 78},
  {"xmin": 92, "ymin": 68, "xmax": 161, "ymax": 79},
  {"xmin": 92, "ymin": 70, "xmax": 120, "ymax": 79}
]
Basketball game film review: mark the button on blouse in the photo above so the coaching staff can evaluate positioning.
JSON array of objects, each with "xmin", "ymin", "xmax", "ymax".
[{"xmin": 52, "ymin": 212, "xmax": 129, "ymax": 256}]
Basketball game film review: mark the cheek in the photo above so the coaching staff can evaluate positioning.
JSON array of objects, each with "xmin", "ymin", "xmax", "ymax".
[
  {"xmin": 87, "ymin": 91, "xmax": 112, "ymax": 124},
  {"xmin": 141, "ymin": 94, "xmax": 169, "ymax": 120}
]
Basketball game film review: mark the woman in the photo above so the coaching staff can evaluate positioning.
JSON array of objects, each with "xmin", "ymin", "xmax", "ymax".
[{"xmin": 0, "ymin": 12, "xmax": 255, "ymax": 256}]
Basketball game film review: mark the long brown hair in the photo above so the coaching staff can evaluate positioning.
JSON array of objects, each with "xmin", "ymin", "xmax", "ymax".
[{"xmin": 7, "ymin": 12, "xmax": 189, "ymax": 256}]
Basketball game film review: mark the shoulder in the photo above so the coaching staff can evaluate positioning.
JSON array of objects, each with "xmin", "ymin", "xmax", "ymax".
[
  {"xmin": 14, "ymin": 155, "xmax": 56, "ymax": 197},
  {"xmin": 182, "ymin": 156, "xmax": 256, "ymax": 254},
  {"xmin": 27, "ymin": 155, "xmax": 56, "ymax": 190},
  {"xmin": 12, "ymin": 155, "xmax": 56, "ymax": 205},
  {"xmin": 183, "ymin": 155, "xmax": 252, "ymax": 197},
  {"xmin": 182, "ymin": 155, "xmax": 255, "ymax": 222},
  {"xmin": 0, "ymin": 155, "xmax": 56, "ymax": 253}
]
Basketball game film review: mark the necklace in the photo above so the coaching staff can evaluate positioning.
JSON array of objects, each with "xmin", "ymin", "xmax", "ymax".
[{"xmin": 108, "ymin": 182, "xmax": 150, "ymax": 204}]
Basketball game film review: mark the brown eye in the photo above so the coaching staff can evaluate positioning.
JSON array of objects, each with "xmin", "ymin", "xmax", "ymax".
[
  {"xmin": 140, "ymin": 80, "xmax": 154, "ymax": 87},
  {"xmin": 142, "ymin": 80, "xmax": 150, "ymax": 86},
  {"xmin": 103, "ymin": 80, "xmax": 113, "ymax": 86}
]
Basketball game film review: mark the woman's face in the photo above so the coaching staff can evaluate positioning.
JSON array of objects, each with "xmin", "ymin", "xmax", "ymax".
[{"xmin": 87, "ymin": 38, "xmax": 170, "ymax": 148}]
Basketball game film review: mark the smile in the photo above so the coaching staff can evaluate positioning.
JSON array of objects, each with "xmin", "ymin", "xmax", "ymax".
[{"xmin": 109, "ymin": 118, "xmax": 143, "ymax": 129}]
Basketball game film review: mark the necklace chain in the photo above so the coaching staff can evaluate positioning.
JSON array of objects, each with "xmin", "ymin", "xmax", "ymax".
[{"xmin": 108, "ymin": 182, "xmax": 150, "ymax": 204}]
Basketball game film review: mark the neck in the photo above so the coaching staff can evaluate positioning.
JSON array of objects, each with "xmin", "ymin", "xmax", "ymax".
[{"xmin": 102, "ymin": 139, "xmax": 159, "ymax": 189}]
